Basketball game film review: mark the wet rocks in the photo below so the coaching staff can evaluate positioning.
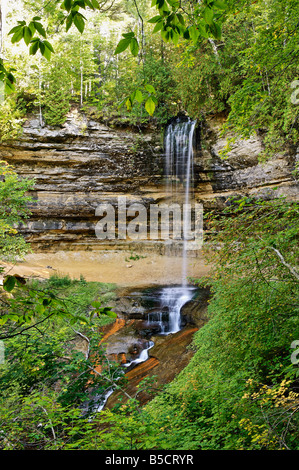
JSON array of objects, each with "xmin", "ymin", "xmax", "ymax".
[
  {"xmin": 106, "ymin": 326, "xmax": 200, "ymax": 408},
  {"xmin": 181, "ymin": 287, "xmax": 210, "ymax": 328}
]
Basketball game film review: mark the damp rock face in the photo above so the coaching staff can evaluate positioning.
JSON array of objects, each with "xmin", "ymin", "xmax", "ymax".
[{"xmin": 0, "ymin": 110, "xmax": 297, "ymax": 252}]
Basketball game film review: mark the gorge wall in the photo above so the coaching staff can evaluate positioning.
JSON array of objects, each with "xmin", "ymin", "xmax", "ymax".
[{"xmin": 0, "ymin": 108, "xmax": 298, "ymax": 253}]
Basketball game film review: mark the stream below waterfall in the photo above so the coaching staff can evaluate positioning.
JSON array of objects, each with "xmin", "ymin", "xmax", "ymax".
[{"xmin": 92, "ymin": 284, "xmax": 198, "ymax": 413}]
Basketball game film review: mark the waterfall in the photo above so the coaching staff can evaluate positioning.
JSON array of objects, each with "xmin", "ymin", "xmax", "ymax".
[
  {"xmin": 164, "ymin": 117, "xmax": 196, "ymax": 286},
  {"xmin": 159, "ymin": 286, "xmax": 195, "ymax": 334},
  {"xmin": 162, "ymin": 116, "xmax": 197, "ymax": 333},
  {"xmin": 182, "ymin": 120, "xmax": 196, "ymax": 287}
]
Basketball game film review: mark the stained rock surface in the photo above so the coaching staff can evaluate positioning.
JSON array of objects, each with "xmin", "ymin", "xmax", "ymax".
[{"xmin": 1, "ymin": 110, "xmax": 297, "ymax": 252}]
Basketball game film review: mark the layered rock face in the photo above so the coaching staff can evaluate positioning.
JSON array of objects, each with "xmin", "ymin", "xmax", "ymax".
[
  {"xmin": 0, "ymin": 110, "xmax": 164, "ymax": 251},
  {"xmin": 0, "ymin": 110, "xmax": 297, "ymax": 252},
  {"xmin": 196, "ymin": 119, "xmax": 298, "ymax": 210}
]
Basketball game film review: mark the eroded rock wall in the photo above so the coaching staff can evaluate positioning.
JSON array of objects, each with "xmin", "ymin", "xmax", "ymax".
[{"xmin": 0, "ymin": 110, "xmax": 297, "ymax": 252}]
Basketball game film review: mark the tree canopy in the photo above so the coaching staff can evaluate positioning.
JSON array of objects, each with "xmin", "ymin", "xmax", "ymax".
[{"xmin": 0, "ymin": 0, "xmax": 297, "ymax": 152}]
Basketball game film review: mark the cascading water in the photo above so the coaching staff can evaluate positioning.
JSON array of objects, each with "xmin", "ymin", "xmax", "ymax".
[
  {"xmin": 123, "ymin": 340, "xmax": 154, "ymax": 368},
  {"xmin": 158, "ymin": 286, "xmax": 195, "ymax": 334},
  {"xmin": 162, "ymin": 116, "xmax": 197, "ymax": 333}
]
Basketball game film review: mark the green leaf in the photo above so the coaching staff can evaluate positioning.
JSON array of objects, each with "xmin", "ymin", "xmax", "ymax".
[
  {"xmin": 11, "ymin": 28, "xmax": 24, "ymax": 44},
  {"xmin": 117, "ymin": 98, "xmax": 127, "ymax": 109},
  {"xmin": 65, "ymin": 14, "xmax": 73, "ymax": 31},
  {"xmin": 5, "ymin": 79, "xmax": 16, "ymax": 94},
  {"xmin": 74, "ymin": 315, "xmax": 88, "ymax": 323},
  {"xmin": 153, "ymin": 21, "xmax": 164, "ymax": 33},
  {"xmin": 183, "ymin": 29, "xmax": 190, "ymax": 40},
  {"xmin": 74, "ymin": 0, "xmax": 86, "ymax": 8},
  {"xmin": 203, "ymin": 7, "xmax": 214, "ymax": 25},
  {"xmin": 210, "ymin": 21, "xmax": 222, "ymax": 40},
  {"xmin": 145, "ymin": 96, "xmax": 156, "ymax": 116},
  {"xmin": 91, "ymin": 0, "xmax": 100, "ymax": 8},
  {"xmin": 3, "ymin": 276, "xmax": 16, "ymax": 292},
  {"xmin": 23, "ymin": 26, "xmax": 33, "ymax": 46},
  {"xmin": 197, "ymin": 22, "xmax": 209, "ymax": 38},
  {"xmin": 14, "ymin": 275, "xmax": 26, "ymax": 286},
  {"xmin": 106, "ymin": 310, "xmax": 117, "ymax": 318},
  {"xmin": 33, "ymin": 21, "xmax": 47, "ymax": 38},
  {"xmin": 84, "ymin": 0, "xmax": 95, "ymax": 9},
  {"xmin": 43, "ymin": 40, "xmax": 54, "ymax": 52},
  {"xmin": 0, "ymin": 315, "xmax": 9, "ymax": 325},
  {"xmin": 73, "ymin": 12, "xmax": 85, "ymax": 33},
  {"xmin": 145, "ymin": 84, "xmax": 156, "ymax": 94},
  {"xmin": 8, "ymin": 25, "xmax": 23, "ymax": 35},
  {"xmin": 158, "ymin": 0, "xmax": 169, "ymax": 13},
  {"xmin": 161, "ymin": 29, "xmax": 170, "ymax": 42},
  {"xmin": 64, "ymin": 0, "xmax": 73, "ymax": 11},
  {"xmin": 35, "ymin": 304, "xmax": 45, "ymax": 315},
  {"xmin": 122, "ymin": 32, "xmax": 135, "ymax": 39},
  {"xmin": 135, "ymin": 89, "xmax": 144, "ymax": 103},
  {"xmin": 171, "ymin": 30, "xmax": 180, "ymax": 45},
  {"xmin": 189, "ymin": 25, "xmax": 200, "ymax": 43},
  {"xmin": 130, "ymin": 38, "xmax": 139, "ymax": 57},
  {"xmin": 29, "ymin": 40, "xmax": 39, "ymax": 55},
  {"xmin": 42, "ymin": 45, "xmax": 52, "ymax": 60},
  {"xmin": 213, "ymin": 0, "xmax": 227, "ymax": 10},
  {"xmin": 114, "ymin": 37, "xmax": 131, "ymax": 55},
  {"xmin": 9, "ymin": 315, "xmax": 19, "ymax": 322},
  {"xmin": 148, "ymin": 15, "xmax": 163, "ymax": 23},
  {"xmin": 167, "ymin": 0, "xmax": 180, "ymax": 6},
  {"xmin": 28, "ymin": 21, "xmax": 36, "ymax": 35},
  {"xmin": 125, "ymin": 97, "xmax": 132, "ymax": 111},
  {"xmin": 6, "ymin": 73, "xmax": 16, "ymax": 84},
  {"xmin": 176, "ymin": 13, "xmax": 185, "ymax": 26},
  {"xmin": 130, "ymin": 90, "xmax": 136, "ymax": 102},
  {"xmin": 39, "ymin": 41, "xmax": 45, "ymax": 55}
]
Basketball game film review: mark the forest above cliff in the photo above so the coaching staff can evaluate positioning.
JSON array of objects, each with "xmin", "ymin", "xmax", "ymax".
[{"xmin": 0, "ymin": 0, "xmax": 298, "ymax": 161}]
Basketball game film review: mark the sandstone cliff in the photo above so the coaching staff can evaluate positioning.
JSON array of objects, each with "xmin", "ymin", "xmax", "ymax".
[{"xmin": 0, "ymin": 109, "xmax": 297, "ymax": 252}]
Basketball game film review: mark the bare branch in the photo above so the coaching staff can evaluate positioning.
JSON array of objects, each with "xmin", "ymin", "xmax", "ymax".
[
  {"xmin": 266, "ymin": 246, "xmax": 299, "ymax": 281},
  {"xmin": 69, "ymin": 326, "xmax": 90, "ymax": 359}
]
